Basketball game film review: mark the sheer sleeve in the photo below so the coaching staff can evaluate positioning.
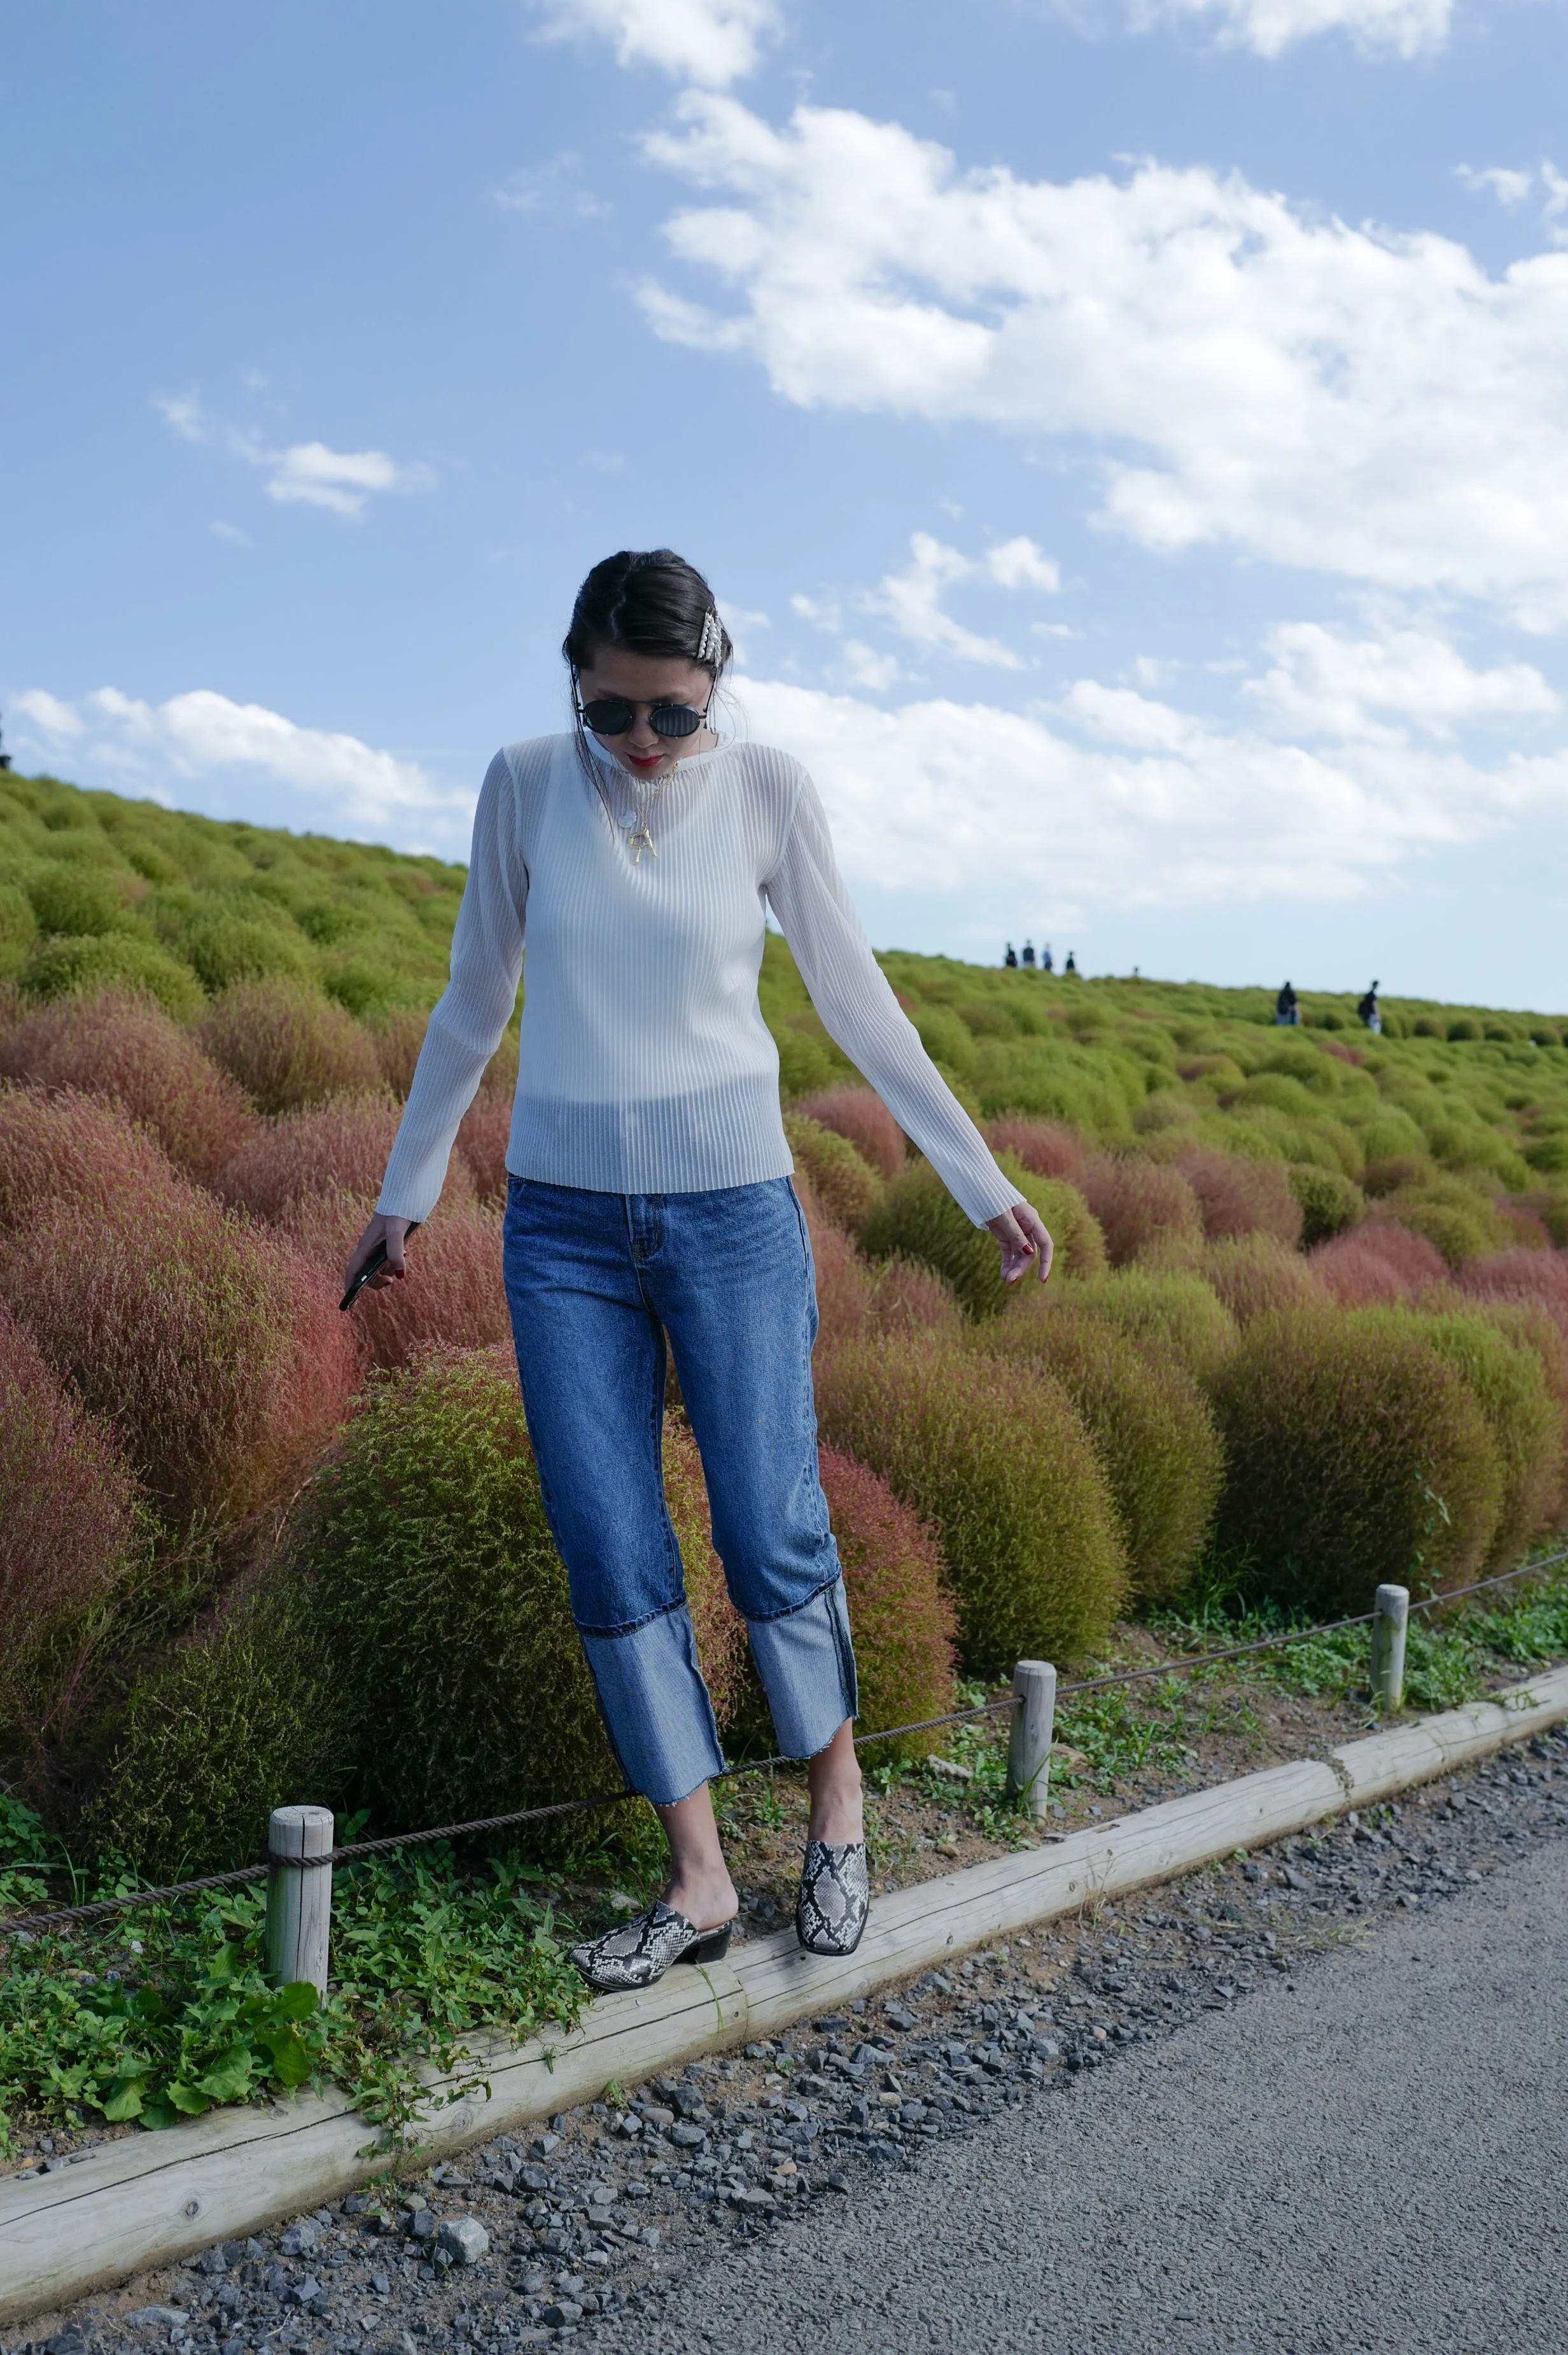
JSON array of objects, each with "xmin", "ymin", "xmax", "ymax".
[
  {"xmin": 375, "ymin": 751, "xmax": 528, "ymax": 1221},
  {"xmin": 764, "ymin": 772, "xmax": 1022, "ymax": 1227}
]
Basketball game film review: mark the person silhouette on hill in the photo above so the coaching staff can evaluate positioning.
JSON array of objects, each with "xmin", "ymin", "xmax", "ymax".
[
  {"xmin": 1064, "ymin": 950, "xmax": 1078, "ymax": 975},
  {"xmin": 1041, "ymin": 943, "xmax": 1054, "ymax": 974},
  {"xmin": 1021, "ymin": 940, "xmax": 1036, "ymax": 969},
  {"xmin": 1276, "ymin": 981, "xmax": 1299, "ymax": 1027},
  {"xmin": 1004, "ymin": 943, "xmax": 1018, "ymax": 968},
  {"xmin": 1358, "ymin": 980, "xmax": 1382, "ymax": 1035}
]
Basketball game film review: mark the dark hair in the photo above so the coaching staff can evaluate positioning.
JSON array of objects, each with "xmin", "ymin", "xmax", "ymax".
[{"xmin": 563, "ymin": 549, "xmax": 733, "ymax": 682}]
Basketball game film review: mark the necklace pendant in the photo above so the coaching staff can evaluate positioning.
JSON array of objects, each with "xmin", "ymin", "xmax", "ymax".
[{"xmin": 628, "ymin": 825, "xmax": 657, "ymax": 863}]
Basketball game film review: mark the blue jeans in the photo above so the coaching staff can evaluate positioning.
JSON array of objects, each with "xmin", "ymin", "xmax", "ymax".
[{"xmin": 502, "ymin": 1174, "xmax": 858, "ymax": 1805}]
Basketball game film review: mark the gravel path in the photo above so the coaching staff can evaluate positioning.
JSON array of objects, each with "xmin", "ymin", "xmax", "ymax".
[{"xmin": 11, "ymin": 1729, "xmax": 1568, "ymax": 2355}]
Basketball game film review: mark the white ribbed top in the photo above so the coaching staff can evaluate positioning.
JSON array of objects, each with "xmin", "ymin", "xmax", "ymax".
[{"xmin": 375, "ymin": 733, "xmax": 1021, "ymax": 1228}]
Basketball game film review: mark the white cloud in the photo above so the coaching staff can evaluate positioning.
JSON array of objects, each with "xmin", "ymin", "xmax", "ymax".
[
  {"xmin": 13, "ymin": 689, "xmax": 83, "ymax": 741},
  {"xmin": 1249, "ymin": 621, "xmax": 1560, "ymax": 742},
  {"xmin": 985, "ymin": 536, "xmax": 1061, "ymax": 593},
  {"xmin": 871, "ymin": 534, "xmax": 1024, "ymax": 669},
  {"xmin": 529, "ymin": 0, "xmax": 776, "ymax": 86},
  {"xmin": 494, "ymin": 151, "xmax": 612, "ymax": 220},
  {"xmin": 1131, "ymin": 0, "xmax": 1450, "ymax": 58},
  {"xmin": 735, "ymin": 668, "xmax": 1568, "ymax": 910},
  {"xmin": 263, "ymin": 442, "xmax": 410, "ymax": 516},
  {"xmin": 641, "ymin": 97, "xmax": 1568, "ymax": 621},
  {"xmin": 10, "ymin": 687, "xmax": 468, "ymax": 843},
  {"xmin": 1457, "ymin": 164, "xmax": 1539, "ymax": 209},
  {"xmin": 1457, "ymin": 161, "xmax": 1568, "ymax": 247},
  {"xmin": 154, "ymin": 393, "xmax": 428, "ymax": 519}
]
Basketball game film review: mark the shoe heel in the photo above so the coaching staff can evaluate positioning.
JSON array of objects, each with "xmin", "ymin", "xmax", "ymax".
[{"xmin": 683, "ymin": 1924, "xmax": 733, "ymax": 1964}]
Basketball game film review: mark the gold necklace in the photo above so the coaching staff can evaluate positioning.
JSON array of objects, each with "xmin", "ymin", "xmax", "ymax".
[{"xmin": 592, "ymin": 759, "xmax": 678, "ymax": 864}]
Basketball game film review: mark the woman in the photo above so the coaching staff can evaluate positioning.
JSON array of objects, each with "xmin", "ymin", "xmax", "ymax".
[{"xmin": 346, "ymin": 548, "xmax": 1051, "ymax": 1993}]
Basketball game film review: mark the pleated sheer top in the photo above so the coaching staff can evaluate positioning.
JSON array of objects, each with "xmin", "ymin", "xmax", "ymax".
[{"xmin": 375, "ymin": 733, "xmax": 1022, "ymax": 1228}]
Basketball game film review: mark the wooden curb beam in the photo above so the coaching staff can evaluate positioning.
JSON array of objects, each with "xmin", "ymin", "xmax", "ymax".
[{"xmin": 3, "ymin": 1661, "xmax": 1565, "ymax": 2326}]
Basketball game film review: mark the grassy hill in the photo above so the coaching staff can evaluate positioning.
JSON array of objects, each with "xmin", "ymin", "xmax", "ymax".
[{"xmin": 7, "ymin": 766, "xmax": 1568, "ymax": 1229}]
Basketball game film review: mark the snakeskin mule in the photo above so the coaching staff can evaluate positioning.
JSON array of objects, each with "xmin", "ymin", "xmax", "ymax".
[
  {"xmin": 568, "ymin": 1901, "xmax": 733, "ymax": 1993},
  {"xmin": 796, "ymin": 1840, "xmax": 870, "ymax": 1957}
]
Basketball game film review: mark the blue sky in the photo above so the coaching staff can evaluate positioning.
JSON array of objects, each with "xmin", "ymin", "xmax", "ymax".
[{"xmin": 6, "ymin": 0, "xmax": 1568, "ymax": 1005}]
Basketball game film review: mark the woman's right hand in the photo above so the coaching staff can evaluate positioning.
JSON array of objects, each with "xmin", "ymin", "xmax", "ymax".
[{"xmin": 345, "ymin": 1212, "xmax": 412, "ymax": 1297}]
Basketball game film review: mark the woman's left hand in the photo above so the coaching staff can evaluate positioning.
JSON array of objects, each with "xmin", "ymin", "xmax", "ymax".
[{"xmin": 988, "ymin": 1201, "xmax": 1054, "ymax": 1285}]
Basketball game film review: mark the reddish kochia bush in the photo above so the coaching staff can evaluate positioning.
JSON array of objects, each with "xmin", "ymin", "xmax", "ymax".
[
  {"xmin": 1457, "ymin": 1248, "xmax": 1568, "ymax": 1341},
  {"xmin": 456, "ymin": 1092, "xmax": 512, "ymax": 1204},
  {"xmin": 794, "ymin": 1174, "xmax": 873, "ymax": 1350},
  {"xmin": 0, "ymin": 990, "xmax": 255, "ymax": 1185},
  {"xmin": 662, "ymin": 1409, "xmax": 750, "ymax": 1731},
  {"xmin": 794, "ymin": 1085, "xmax": 906, "ymax": 1181},
  {"xmin": 199, "ymin": 980, "xmax": 384, "ymax": 1114},
  {"xmin": 0, "ymin": 1083, "xmax": 185, "ymax": 1232},
  {"xmin": 1312, "ymin": 1223, "xmax": 1450, "ymax": 1305},
  {"xmin": 371, "ymin": 1009, "xmax": 430, "ymax": 1099},
  {"xmin": 0, "ymin": 1185, "xmax": 358, "ymax": 1525},
  {"xmin": 1177, "ymin": 1148, "xmax": 1303, "ymax": 1248},
  {"xmin": 0, "ymin": 1306, "xmax": 143, "ymax": 1749},
  {"xmin": 865, "ymin": 1253, "xmax": 964, "ymax": 1338},
  {"xmin": 216, "ymin": 1097, "xmax": 473, "ymax": 1228},
  {"xmin": 1205, "ymin": 1235, "xmax": 1327, "ymax": 1325},
  {"xmin": 982, "ymin": 1117, "xmax": 1086, "ymax": 1183},
  {"xmin": 290, "ymin": 1190, "xmax": 510, "ymax": 1371},
  {"xmin": 819, "ymin": 1445, "xmax": 957, "ymax": 1754},
  {"xmin": 1210, "ymin": 1309, "xmax": 1502, "ymax": 1613},
  {"xmin": 1079, "ymin": 1153, "xmax": 1203, "ymax": 1268}
]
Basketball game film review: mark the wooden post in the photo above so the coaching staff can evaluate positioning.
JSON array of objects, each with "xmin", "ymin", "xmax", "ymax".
[
  {"xmin": 1371, "ymin": 1585, "xmax": 1409, "ymax": 1717},
  {"xmin": 265, "ymin": 1806, "xmax": 334, "ymax": 1995},
  {"xmin": 1007, "ymin": 1660, "xmax": 1057, "ymax": 1820}
]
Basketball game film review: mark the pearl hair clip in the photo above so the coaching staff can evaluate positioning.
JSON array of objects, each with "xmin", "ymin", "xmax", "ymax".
[{"xmin": 696, "ymin": 608, "xmax": 722, "ymax": 666}]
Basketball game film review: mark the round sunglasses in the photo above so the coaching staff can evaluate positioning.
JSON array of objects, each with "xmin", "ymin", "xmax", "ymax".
[{"xmin": 578, "ymin": 693, "xmax": 710, "ymax": 740}]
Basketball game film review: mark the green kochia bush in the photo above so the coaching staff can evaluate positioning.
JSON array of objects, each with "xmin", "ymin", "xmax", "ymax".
[
  {"xmin": 1208, "ymin": 1309, "xmax": 1503, "ymax": 1614},
  {"xmin": 814, "ymin": 1333, "xmax": 1127, "ymax": 1671},
  {"xmin": 979, "ymin": 1294, "xmax": 1223, "ymax": 1602},
  {"xmin": 95, "ymin": 1353, "xmax": 739, "ymax": 1876},
  {"xmin": 859, "ymin": 1154, "xmax": 1105, "ymax": 1318},
  {"xmin": 1368, "ymin": 1307, "xmax": 1563, "ymax": 1572},
  {"xmin": 1046, "ymin": 1267, "xmax": 1240, "ymax": 1388}
]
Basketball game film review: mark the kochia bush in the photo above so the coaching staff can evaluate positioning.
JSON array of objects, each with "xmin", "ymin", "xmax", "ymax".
[
  {"xmin": 1311, "ymin": 1223, "xmax": 1449, "ymax": 1305},
  {"xmin": 1043, "ymin": 1267, "xmax": 1240, "ymax": 1389},
  {"xmin": 1203, "ymin": 1234, "xmax": 1327, "ymax": 1326},
  {"xmin": 94, "ymin": 1355, "xmax": 743, "ymax": 1874},
  {"xmin": 782, "ymin": 1113, "xmax": 883, "ymax": 1232},
  {"xmin": 980, "ymin": 1294, "xmax": 1223, "ymax": 1601},
  {"xmin": 1177, "ymin": 1148, "xmax": 1304, "ymax": 1248},
  {"xmin": 1209, "ymin": 1309, "xmax": 1502, "ymax": 1613},
  {"xmin": 859, "ymin": 1155, "xmax": 1105, "ymax": 1319},
  {"xmin": 815, "ymin": 1332, "xmax": 1127, "ymax": 1671},
  {"xmin": 794, "ymin": 1085, "xmax": 906, "ymax": 1181},
  {"xmin": 0, "ymin": 1307, "xmax": 143, "ymax": 1755},
  {"xmin": 0, "ymin": 990, "xmax": 255, "ymax": 1185},
  {"xmin": 819, "ymin": 1445, "xmax": 957, "ymax": 1756},
  {"xmin": 0, "ymin": 1185, "xmax": 356, "ymax": 1526},
  {"xmin": 0, "ymin": 1083, "xmax": 183, "ymax": 1233},
  {"xmin": 1079, "ymin": 1153, "xmax": 1203, "ymax": 1268},
  {"xmin": 199, "ymin": 980, "xmax": 384, "ymax": 1114}
]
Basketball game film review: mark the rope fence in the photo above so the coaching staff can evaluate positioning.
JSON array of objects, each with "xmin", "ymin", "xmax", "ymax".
[{"xmin": 4, "ymin": 1549, "xmax": 1565, "ymax": 1944}]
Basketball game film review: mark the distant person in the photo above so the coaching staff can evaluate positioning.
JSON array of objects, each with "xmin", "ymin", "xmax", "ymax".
[
  {"xmin": 1004, "ymin": 942, "xmax": 1018, "ymax": 968},
  {"xmin": 1358, "ymin": 980, "xmax": 1382, "ymax": 1035},
  {"xmin": 1064, "ymin": 950, "xmax": 1078, "ymax": 974},
  {"xmin": 1040, "ymin": 943, "xmax": 1054, "ymax": 974},
  {"xmin": 0, "ymin": 717, "xmax": 10, "ymax": 773},
  {"xmin": 346, "ymin": 546, "xmax": 1052, "ymax": 1997},
  {"xmin": 1276, "ymin": 981, "xmax": 1299, "ymax": 1027},
  {"xmin": 1021, "ymin": 940, "xmax": 1036, "ymax": 969}
]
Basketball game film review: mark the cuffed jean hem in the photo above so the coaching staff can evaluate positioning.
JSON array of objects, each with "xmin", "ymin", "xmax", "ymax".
[
  {"xmin": 578, "ymin": 1602, "xmax": 725, "ymax": 1808},
  {"xmin": 748, "ymin": 1577, "xmax": 859, "ymax": 1760}
]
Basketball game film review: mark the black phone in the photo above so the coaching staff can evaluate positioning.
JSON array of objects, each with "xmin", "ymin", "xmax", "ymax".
[{"xmin": 339, "ymin": 1221, "xmax": 421, "ymax": 1312}]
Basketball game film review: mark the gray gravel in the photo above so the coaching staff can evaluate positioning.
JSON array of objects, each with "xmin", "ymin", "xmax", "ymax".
[{"xmin": 11, "ymin": 1730, "xmax": 1568, "ymax": 2355}]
